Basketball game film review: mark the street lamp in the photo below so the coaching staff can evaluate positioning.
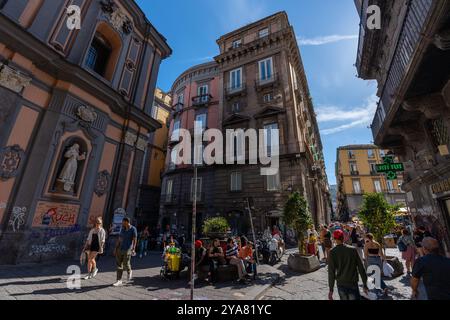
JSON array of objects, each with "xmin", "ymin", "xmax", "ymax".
[{"xmin": 190, "ymin": 164, "xmax": 198, "ymax": 300}]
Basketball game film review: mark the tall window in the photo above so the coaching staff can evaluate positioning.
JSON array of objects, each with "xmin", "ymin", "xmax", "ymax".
[
  {"xmin": 373, "ymin": 180, "xmax": 382, "ymax": 193},
  {"xmin": 352, "ymin": 179, "xmax": 361, "ymax": 194},
  {"xmin": 387, "ymin": 180, "xmax": 394, "ymax": 192},
  {"xmin": 166, "ymin": 180, "xmax": 173, "ymax": 202},
  {"xmin": 190, "ymin": 177, "xmax": 202, "ymax": 201},
  {"xmin": 198, "ymin": 85, "xmax": 209, "ymax": 102},
  {"xmin": 232, "ymin": 102, "xmax": 240, "ymax": 113},
  {"xmin": 368, "ymin": 149, "xmax": 375, "ymax": 158},
  {"xmin": 369, "ymin": 161, "xmax": 377, "ymax": 173},
  {"xmin": 259, "ymin": 57, "xmax": 273, "ymax": 81},
  {"xmin": 230, "ymin": 68, "xmax": 242, "ymax": 90},
  {"xmin": 195, "ymin": 114, "xmax": 207, "ymax": 130},
  {"xmin": 259, "ymin": 28, "xmax": 269, "ymax": 38},
  {"xmin": 177, "ymin": 92, "xmax": 185, "ymax": 104},
  {"xmin": 379, "ymin": 150, "xmax": 385, "ymax": 157},
  {"xmin": 263, "ymin": 93, "xmax": 273, "ymax": 103},
  {"xmin": 232, "ymin": 131, "xmax": 245, "ymax": 161},
  {"xmin": 85, "ymin": 33, "xmax": 112, "ymax": 77},
  {"xmin": 172, "ymin": 120, "xmax": 180, "ymax": 140},
  {"xmin": 264, "ymin": 123, "xmax": 278, "ymax": 157},
  {"xmin": 267, "ymin": 172, "xmax": 280, "ymax": 191},
  {"xmin": 232, "ymin": 39, "xmax": 242, "ymax": 49},
  {"xmin": 348, "ymin": 150, "xmax": 355, "ymax": 158},
  {"xmin": 230, "ymin": 172, "xmax": 242, "ymax": 191},
  {"xmin": 349, "ymin": 162, "xmax": 358, "ymax": 174}
]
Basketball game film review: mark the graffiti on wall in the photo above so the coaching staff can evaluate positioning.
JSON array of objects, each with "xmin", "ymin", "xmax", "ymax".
[
  {"xmin": 8, "ymin": 206, "xmax": 26, "ymax": 232},
  {"xmin": 29, "ymin": 224, "xmax": 81, "ymax": 241},
  {"xmin": 29, "ymin": 241, "xmax": 67, "ymax": 256},
  {"xmin": 32, "ymin": 201, "xmax": 80, "ymax": 228}
]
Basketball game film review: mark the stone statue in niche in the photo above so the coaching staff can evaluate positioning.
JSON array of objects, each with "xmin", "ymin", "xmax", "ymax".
[{"xmin": 57, "ymin": 143, "xmax": 86, "ymax": 192}]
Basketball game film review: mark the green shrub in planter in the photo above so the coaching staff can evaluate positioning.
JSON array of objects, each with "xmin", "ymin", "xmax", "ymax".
[{"xmin": 203, "ymin": 217, "xmax": 230, "ymax": 235}]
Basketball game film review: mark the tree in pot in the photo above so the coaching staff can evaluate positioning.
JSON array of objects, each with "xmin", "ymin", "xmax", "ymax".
[
  {"xmin": 283, "ymin": 192, "xmax": 320, "ymax": 273},
  {"xmin": 358, "ymin": 193, "xmax": 404, "ymax": 276},
  {"xmin": 202, "ymin": 217, "xmax": 230, "ymax": 239}
]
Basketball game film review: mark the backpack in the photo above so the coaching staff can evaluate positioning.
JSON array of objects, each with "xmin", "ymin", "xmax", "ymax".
[{"xmin": 397, "ymin": 238, "xmax": 407, "ymax": 252}]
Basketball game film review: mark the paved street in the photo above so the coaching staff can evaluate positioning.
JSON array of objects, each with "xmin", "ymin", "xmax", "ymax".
[
  {"xmin": 260, "ymin": 248, "xmax": 428, "ymax": 300},
  {"xmin": 0, "ymin": 247, "xmax": 427, "ymax": 301},
  {"xmin": 0, "ymin": 252, "xmax": 280, "ymax": 300}
]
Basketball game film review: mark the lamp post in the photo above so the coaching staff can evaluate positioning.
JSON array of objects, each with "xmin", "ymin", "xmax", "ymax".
[{"xmin": 245, "ymin": 197, "xmax": 259, "ymax": 265}]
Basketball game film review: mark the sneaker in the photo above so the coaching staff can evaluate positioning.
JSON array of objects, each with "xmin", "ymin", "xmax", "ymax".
[
  {"xmin": 92, "ymin": 268, "xmax": 98, "ymax": 278},
  {"xmin": 127, "ymin": 271, "xmax": 133, "ymax": 281},
  {"xmin": 113, "ymin": 280, "xmax": 122, "ymax": 287},
  {"xmin": 84, "ymin": 273, "xmax": 92, "ymax": 280}
]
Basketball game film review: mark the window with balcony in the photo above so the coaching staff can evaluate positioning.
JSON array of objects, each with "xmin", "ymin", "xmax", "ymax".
[
  {"xmin": 230, "ymin": 172, "xmax": 242, "ymax": 191},
  {"xmin": 259, "ymin": 57, "xmax": 273, "ymax": 82},
  {"xmin": 230, "ymin": 68, "xmax": 242, "ymax": 90},
  {"xmin": 349, "ymin": 162, "xmax": 358, "ymax": 175},
  {"xmin": 373, "ymin": 179, "xmax": 382, "ymax": 193},
  {"xmin": 352, "ymin": 179, "xmax": 361, "ymax": 194},
  {"xmin": 259, "ymin": 28, "xmax": 269, "ymax": 38},
  {"xmin": 232, "ymin": 131, "xmax": 245, "ymax": 162},
  {"xmin": 178, "ymin": 92, "xmax": 185, "ymax": 104},
  {"xmin": 197, "ymin": 84, "xmax": 209, "ymax": 103},
  {"xmin": 348, "ymin": 150, "xmax": 355, "ymax": 158},
  {"xmin": 190, "ymin": 177, "xmax": 202, "ymax": 201},
  {"xmin": 264, "ymin": 123, "xmax": 278, "ymax": 157},
  {"xmin": 267, "ymin": 171, "xmax": 280, "ymax": 191},
  {"xmin": 232, "ymin": 39, "xmax": 242, "ymax": 49}
]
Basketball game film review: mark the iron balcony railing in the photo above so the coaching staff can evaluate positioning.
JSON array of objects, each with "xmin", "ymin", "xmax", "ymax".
[
  {"xmin": 255, "ymin": 73, "xmax": 279, "ymax": 89},
  {"xmin": 225, "ymin": 83, "xmax": 246, "ymax": 97},
  {"xmin": 192, "ymin": 94, "xmax": 213, "ymax": 106},
  {"xmin": 370, "ymin": 0, "xmax": 434, "ymax": 139}
]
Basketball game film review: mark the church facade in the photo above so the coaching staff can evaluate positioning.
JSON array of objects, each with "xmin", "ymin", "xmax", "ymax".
[{"xmin": 0, "ymin": 0, "xmax": 170, "ymax": 264}]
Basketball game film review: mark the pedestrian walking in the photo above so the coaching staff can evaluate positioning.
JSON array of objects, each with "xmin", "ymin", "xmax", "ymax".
[
  {"xmin": 397, "ymin": 228, "xmax": 416, "ymax": 275},
  {"xmin": 411, "ymin": 237, "xmax": 450, "ymax": 300},
  {"xmin": 320, "ymin": 225, "xmax": 333, "ymax": 263},
  {"xmin": 328, "ymin": 229, "xmax": 368, "ymax": 300},
  {"xmin": 138, "ymin": 226, "xmax": 150, "ymax": 258},
  {"xmin": 225, "ymin": 238, "xmax": 248, "ymax": 284},
  {"xmin": 350, "ymin": 225, "xmax": 364, "ymax": 261},
  {"xmin": 113, "ymin": 217, "xmax": 137, "ymax": 287},
  {"xmin": 83, "ymin": 217, "xmax": 106, "ymax": 280},
  {"xmin": 364, "ymin": 233, "xmax": 389, "ymax": 297}
]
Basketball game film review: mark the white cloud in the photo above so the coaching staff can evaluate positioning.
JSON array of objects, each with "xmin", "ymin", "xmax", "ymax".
[
  {"xmin": 215, "ymin": 0, "xmax": 266, "ymax": 33},
  {"xmin": 317, "ymin": 95, "xmax": 378, "ymax": 135},
  {"xmin": 297, "ymin": 34, "xmax": 358, "ymax": 46}
]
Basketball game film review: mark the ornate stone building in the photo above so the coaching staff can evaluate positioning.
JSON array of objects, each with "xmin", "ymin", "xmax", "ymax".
[
  {"xmin": 160, "ymin": 12, "xmax": 331, "ymax": 239},
  {"xmin": 0, "ymin": 0, "xmax": 171, "ymax": 264},
  {"xmin": 355, "ymin": 0, "xmax": 450, "ymax": 255}
]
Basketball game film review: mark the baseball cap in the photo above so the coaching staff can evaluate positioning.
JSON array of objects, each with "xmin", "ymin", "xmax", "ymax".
[
  {"xmin": 195, "ymin": 240, "xmax": 202, "ymax": 248},
  {"xmin": 333, "ymin": 229, "xmax": 344, "ymax": 240}
]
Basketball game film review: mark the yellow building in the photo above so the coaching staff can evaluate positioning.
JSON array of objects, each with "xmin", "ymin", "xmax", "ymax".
[
  {"xmin": 137, "ymin": 88, "xmax": 172, "ymax": 227},
  {"xmin": 335, "ymin": 145, "xmax": 407, "ymax": 221}
]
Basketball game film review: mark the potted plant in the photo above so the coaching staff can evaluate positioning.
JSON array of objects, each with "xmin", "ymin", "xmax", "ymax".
[
  {"xmin": 283, "ymin": 192, "xmax": 320, "ymax": 273},
  {"xmin": 202, "ymin": 217, "xmax": 231, "ymax": 239}
]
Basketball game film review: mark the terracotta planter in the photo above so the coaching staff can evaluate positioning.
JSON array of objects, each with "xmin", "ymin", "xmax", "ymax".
[{"xmin": 287, "ymin": 253, "xmax": 320, "ymax": 273}]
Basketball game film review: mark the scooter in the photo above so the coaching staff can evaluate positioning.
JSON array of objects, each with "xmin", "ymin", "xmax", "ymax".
[{"xmin": 268, "ymin": 235, "xmax": 285, "ymax": 266}]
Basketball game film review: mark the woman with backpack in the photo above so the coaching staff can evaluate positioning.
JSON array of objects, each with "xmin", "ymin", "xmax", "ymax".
[{"xmin": 397, "ymin": 228, "xmax": 416, "ymax": 275}]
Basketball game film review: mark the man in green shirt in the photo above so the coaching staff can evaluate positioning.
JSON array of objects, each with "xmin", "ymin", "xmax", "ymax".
[{"xmin": 328, "ymin": 229, "xmax": 368, "ymax": 300}]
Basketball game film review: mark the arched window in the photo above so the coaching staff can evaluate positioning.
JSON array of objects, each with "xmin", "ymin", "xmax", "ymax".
[{"xmin": 85, "ymin": 22, "xmax": 122, "ymax": 81}]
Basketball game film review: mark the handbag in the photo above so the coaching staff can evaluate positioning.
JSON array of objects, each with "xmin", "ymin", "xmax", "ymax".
[{"xmin": 80, "ymin": 250, "xmax": 88, "ymax": 266}]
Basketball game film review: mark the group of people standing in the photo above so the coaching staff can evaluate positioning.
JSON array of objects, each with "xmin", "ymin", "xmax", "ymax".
[
  {"xmin": 326, "ymin": 222, "xmax": 450, "ymax": 300},
  {"xmin": 194, "ymin": 237, "xmax": 257, "ymax": 285}
]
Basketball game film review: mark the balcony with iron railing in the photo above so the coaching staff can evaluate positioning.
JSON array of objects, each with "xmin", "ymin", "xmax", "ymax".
[
  {"xmin": 369, "ymin": 0, "xmax": 434, "ymax": 140},
  {"xmin": 172, "ymin": 102, "xmax": 184, "ymax": 114},
  {"xmin": 255, "ymin": 73, "xmax": 279, "ymax": 91},
  {"xmin": 192, "ymin": 94, "xmax": 213, "ymax": 106},
  {"xmin": 225, "ymin": 83, "xmax": 247, "ymax": 99}
]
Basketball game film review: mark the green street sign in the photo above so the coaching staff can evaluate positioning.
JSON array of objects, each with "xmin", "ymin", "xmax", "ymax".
[{"xmin": 375, "ymin": 156, "xmax": 404, "ymax": 180}]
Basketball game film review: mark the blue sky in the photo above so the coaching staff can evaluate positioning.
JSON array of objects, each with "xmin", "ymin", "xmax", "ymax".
[{"xmin": 137, "ymin": 0, "xmax": 378, "ymax": 185}]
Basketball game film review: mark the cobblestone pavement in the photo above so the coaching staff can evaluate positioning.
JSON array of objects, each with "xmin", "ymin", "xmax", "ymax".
[
  {"xmin": 0, "ymin": 252, "xmax": 281, "ymax": 300},
  {"xmin": 260, "ymin": 248, "xmax": 428, "ymax": 301}
]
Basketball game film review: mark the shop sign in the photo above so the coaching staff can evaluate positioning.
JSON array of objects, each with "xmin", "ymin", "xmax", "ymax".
[{"xmin": 431, "ymin": 177, "xmax": 450, "ymax": 195}]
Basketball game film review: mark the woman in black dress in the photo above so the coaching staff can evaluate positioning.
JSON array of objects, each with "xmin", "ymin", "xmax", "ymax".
[{"xmin": 84, "ymin": 217, "xmax": 106, "ymax": 279}]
